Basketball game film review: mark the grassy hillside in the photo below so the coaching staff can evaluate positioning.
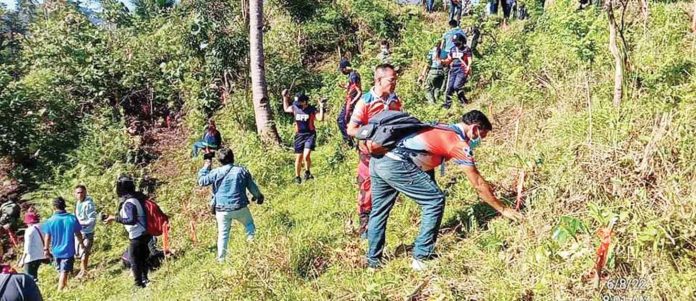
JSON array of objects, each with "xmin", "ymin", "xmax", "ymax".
[{"xmin": 6, "ymin": 0, "xmax": 695, "ymax": 300}]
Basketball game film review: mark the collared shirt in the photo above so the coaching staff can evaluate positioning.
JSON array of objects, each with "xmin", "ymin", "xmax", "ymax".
[
  {"xmin": 349, "ymin": 88, "xmax": 403, "ymax": 127},
  {"xmin": 41, "ymin": 211, "xmax": 82, "ymax": 258},
  {"xmin": 198, "ymin": 164, "xmax": 262, "ymax": 212}
]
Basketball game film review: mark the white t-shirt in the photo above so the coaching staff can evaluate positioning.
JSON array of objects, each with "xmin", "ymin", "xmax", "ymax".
[{"xmin": 22, "ymin": 224, "xmax": 47, "ymax": 265}]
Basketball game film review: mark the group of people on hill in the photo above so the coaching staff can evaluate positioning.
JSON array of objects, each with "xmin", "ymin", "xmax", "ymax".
[
  {"xmin": 425, "ymin": 0, "xmax": 529, "ymax": 28},
  {"xmin": 1, "ymin": 177, "xmax": 172, "ymax": 299},
  {"xmin": 189, "ymin": 15, "xmax": 523, "ymax": 273}
]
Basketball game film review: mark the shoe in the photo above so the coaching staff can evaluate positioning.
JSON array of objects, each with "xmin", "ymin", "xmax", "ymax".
[
  {"xmin": 442, "ymin": 104, "xmax": 451, "ymax": 109},
  {"xmin": 411, "ymin": 258, "xmax": 428, "ymax": 271},
  {"xmin": 294, "ymin": 176, "xmax": 302, "ymax": 184},
  {"xmin": 304, "ymin": 171, "xmax": 314, "ymax": 181},
  {"xmin": 246, "ymin": 235, "xmax": 255, "ymax": 242}
]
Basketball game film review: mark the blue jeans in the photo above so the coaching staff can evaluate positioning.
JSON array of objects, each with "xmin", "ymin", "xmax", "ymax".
[
  {"xmin": 366, "ymin": 154, "xmax": 445, "ymax": 267},
  {"xmin": 215, "ymin": 207, "xmax": 255, "ymax": 261},
  {"xmin": 426, "ymin": 0, "xmax": 436, "ymax": 12},
  {"xmin": 449, "ymin": 1, "xmax": 462, "ymax": 21}
]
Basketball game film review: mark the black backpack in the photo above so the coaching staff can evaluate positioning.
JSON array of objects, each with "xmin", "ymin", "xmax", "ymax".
[{"xmin": 354, "ymin": 111, "xmax": 431, "ymax": 156}]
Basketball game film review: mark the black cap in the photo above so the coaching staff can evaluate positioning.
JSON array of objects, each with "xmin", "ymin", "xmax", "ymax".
[
  {"xmin": 53, "ymin": 197, "xmax": 66, "ymax": 211},
  {"xmin": 295, "ymin": 92, "xmax": 309, "ymax": 102}
]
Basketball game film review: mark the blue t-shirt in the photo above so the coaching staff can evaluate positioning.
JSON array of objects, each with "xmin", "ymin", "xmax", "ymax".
[
  {"xmin": 292, "ymin": 104, "xmax": 317, "ymax": 133},
  {"xmin": 442, "ymin": 28, "xmax": 467, "ymax": 52},
  {"xmin": 427, "ymin": 47, "xmax": 448, "ymax": 69},
  {"xmin": 41, "ymin": 211, "xmax": 82, "ymax": 259}
]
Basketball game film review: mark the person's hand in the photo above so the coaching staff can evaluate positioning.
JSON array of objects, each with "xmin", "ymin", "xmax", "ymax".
[
  {"xmin": 104, "ymin": 215, "xmax": 116, "ymax": 224},
  {"xmin": 281, "ymin": 89, "xmax": 289, "ymax": 98},
  {"xmin": 43, "ymin": 249, "xmax": 51, "ymax": 258},
  {"xmin": 417, "ymin": 75, "xmax": 424, "ymax": 84},
  {"xmin": 500, "ymin": 207, "xmax": 524, "ymax": 222},
  {"xmin": 203, "ymin": 159, "xmax": 212, "ymax": 168}
]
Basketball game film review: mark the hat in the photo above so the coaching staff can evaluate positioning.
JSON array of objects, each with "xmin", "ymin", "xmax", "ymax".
[
  {"xmin": 53, "ymin": 197, "xmax": 66, "ymax": 211},
  {"xmin": 294, "ymin": 92, "xmax": 309, "ymax": 103},
  {"xmin": 338, "ymin": 58, "xmax": 351, "ymax": 70},
  {"xmin": 24, "ymin": 211, "xmax": 39, "ymax": 224}
]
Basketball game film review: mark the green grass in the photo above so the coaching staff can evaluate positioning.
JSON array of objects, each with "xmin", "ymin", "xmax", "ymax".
[{"xmin": 18, "ymin": 1, "xmax": 696, "ymax": 300}]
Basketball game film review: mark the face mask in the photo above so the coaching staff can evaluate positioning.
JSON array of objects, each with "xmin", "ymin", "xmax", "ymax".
[{"xmin": 468, "ymin": 127, "xmax": 481, "ymax": 150}]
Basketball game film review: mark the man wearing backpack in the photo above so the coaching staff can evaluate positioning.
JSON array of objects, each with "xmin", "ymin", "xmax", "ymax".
[
  {"xmin": 281, "ymin": 90, "xmax": 325, "ymax": 184},
  {"xmin": 364, "ymin": 110, "xmax": 523, "ymax": 271},
  {"xmin": 104, "ymin": 176, "xmax": 151, "ymax": 288},
  {"xmin": 0, "ymin": 262, "xmax": 43, "ymax": 301},
  {"xmin": 346, "ymin": 64, "xmax": 403, "ymax": 238},
  {"xmin": 337, "ymin": 58, "xmax": 362, "ymax": 147},
  {"xmin": 197, "ymin": 148, "xmax": 264, "ymax": 262}
]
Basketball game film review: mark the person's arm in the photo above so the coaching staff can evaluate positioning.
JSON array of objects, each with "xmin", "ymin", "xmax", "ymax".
[
  {"xmin": 114, "ymin": 202, "xmax": 138, "ymax": 225},
  {"xmin": 464, "ymin": 52, "xmax": 473, "ymax": 75},
  {"xmin": 43, "ymin": 233, "xmax": 52, "ymax": 257},
  {"xmin": 348, "ymin": 87, "xmax": 362, "ymax": 107},
  {"xmin": 442, "ymin": 52, "xmax": 453, "ymax": 66},
  {"xmin": 346, "ymin": 101, "xmax": 366, "ymax": 137},
  {"xmin": 245, "ymin": 169, "xmax": 263, "ymax": 201},
  {"xmin": 281, "ymin": 89, "xmax": 294, "ymax": 114},
  {"xmin": 83, "ymin": 201, "xmax": 97, "ymax": 228},
  {"xmin": 197, "ymin": 161, "xmax": 217, "ymax": 187},
  {"xmin": 316, "ymin": 104, "xmax": 325, "ymax": 122},
  {"xmin": 462, "ymin": 165, "xmax": 523, "ymax": 221},
  {"xmin": 75, "ymin": 231, "xmax": 86, "ymax": 249}
]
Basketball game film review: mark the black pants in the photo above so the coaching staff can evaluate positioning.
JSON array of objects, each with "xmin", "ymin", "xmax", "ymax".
[
  {"xmin": 336, "ymin": 105, "xmax": 353, "ymax": 146},
  {"xmin": 130, "ymin": 234, "xmax": 151, "ymax": 287}
]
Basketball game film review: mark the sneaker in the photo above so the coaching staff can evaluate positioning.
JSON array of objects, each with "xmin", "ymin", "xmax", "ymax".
[
  {"xmin": 246, "ymin": 235, "xmax": 255, "ymax": 242},
  {"xmin": 294, "ymin": 176, "xmax": 302, "ymax": 184},
  {"xmin": 304, "ymin": 171, "xmax": 314, "ymax": 181},
  {"xmin": 411, "ymin": 258, "xmax": 428, "ymax": 272}
]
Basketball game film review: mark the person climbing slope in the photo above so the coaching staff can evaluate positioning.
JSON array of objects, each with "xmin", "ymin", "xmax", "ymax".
[
  {"xmin": 282, "ymin": 90, "xmax": 325, "ymax": 184},
  {"xmin": 346, "ymin": 64, "xmax": 403, "ymax": 238}
]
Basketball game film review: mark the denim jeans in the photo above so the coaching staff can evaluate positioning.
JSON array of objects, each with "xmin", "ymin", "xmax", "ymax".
[
  {"xmin": 426, "ymin": 0, "xmax": 436, "ymax": 12},
  {"xmin": 366, "ymin": 153, "xmax": 446, "ymax": 267},
  {"xmin": 449, "ymin": 1, "xmax": 462, "ymax": 21},
  {"xmin": 215, "ymin": 207, "xmax": 255, "ymax": 261},
  {"xmin": 489, "ymin": 0, "xmax": 514, "ymax": 18}
]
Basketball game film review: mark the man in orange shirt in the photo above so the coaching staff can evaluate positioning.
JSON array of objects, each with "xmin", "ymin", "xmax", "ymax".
[{"xmin": 347, "ymin": 64, "xmax": 403, "ymax": 238}]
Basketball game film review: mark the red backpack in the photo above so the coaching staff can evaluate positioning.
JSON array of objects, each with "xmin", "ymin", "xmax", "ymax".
[{"xmin": 144, "ymin": 198, "xmax": 169, "ymax": 237}]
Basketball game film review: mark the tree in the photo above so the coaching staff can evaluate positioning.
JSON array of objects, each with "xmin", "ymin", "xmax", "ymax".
[
  {"xmin": 605, "ymin": 0, "xmax": 630, "ymax": 107},
  {"xmin": 248, "ymin": 0, "xmax": 280, "ymax": 144}
]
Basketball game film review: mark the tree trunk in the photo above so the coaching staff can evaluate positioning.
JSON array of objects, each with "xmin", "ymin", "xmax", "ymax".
[
  {"xmin": 640, "ymin": 0, "xmax": 649, "ymax": 26},
  {"xmin": 606, "ymin": 0, "xmax": 623, "ymax": 107},
  {"xmin": 249, "ymin": 0, "xmax": 280, "ymax": 144}
]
